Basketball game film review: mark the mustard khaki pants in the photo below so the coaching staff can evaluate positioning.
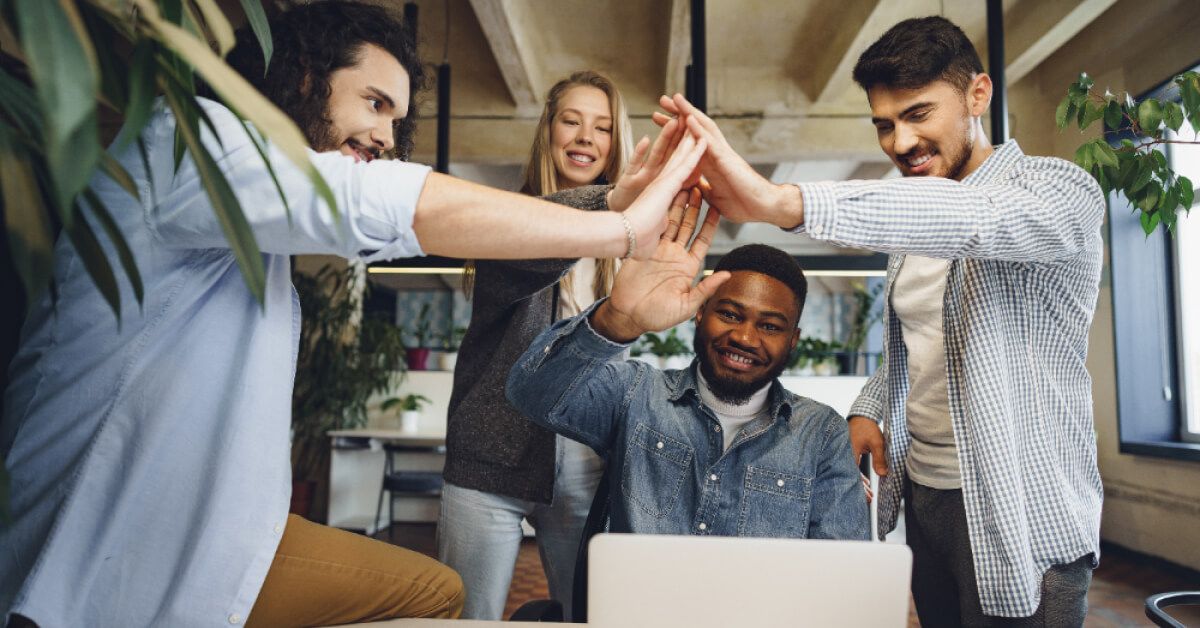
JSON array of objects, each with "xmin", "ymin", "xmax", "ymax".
[{"xmin": 247, "ymin": 514, "xmax": 464, "ymax": 626}]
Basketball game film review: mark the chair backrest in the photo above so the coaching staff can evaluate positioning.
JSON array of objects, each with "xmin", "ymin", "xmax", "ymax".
[{"xmin": 568, "ymin": 464, "xmax": 612, "ymax": 623}]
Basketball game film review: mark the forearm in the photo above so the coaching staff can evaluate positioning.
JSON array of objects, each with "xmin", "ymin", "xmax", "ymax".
[{"xmin": 413, "ymin": 173, "xmax": 628, "ymax": 260}]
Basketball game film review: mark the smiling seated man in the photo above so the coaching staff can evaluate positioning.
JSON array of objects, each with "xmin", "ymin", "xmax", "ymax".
[{"xmin": 507, "ymin": 202, "xmax": 869, "ymax": 540}]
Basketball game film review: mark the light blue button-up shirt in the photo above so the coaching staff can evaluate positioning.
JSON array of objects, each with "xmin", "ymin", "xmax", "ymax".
[{"xmin": 1, "ymin": 98, "xmax": 429, "ymax": 626}]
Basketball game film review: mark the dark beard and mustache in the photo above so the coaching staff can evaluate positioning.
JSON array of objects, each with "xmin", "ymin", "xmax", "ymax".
[{"xmin": 693, "ymin": 333, "xmax": 787, "ymax": 405}]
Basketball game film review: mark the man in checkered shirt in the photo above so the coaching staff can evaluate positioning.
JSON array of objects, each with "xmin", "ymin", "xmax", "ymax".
[{"xmin": 658, "ymin": 15, "xmax": 1103, "ymax": 627}]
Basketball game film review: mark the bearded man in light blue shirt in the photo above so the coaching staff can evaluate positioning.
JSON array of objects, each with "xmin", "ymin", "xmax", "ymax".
[{"xmin": 0, "ymin": 3, "xmax": 706, "ymax": 626}]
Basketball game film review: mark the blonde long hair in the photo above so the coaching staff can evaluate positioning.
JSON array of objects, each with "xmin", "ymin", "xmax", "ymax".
[{"xmin": 465, "ymin": 70, "xmax": 633, "ymax": 300}]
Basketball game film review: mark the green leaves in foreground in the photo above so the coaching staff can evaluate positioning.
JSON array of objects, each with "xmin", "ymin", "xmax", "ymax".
[
  {"xmin": 1, "ymin": 0, "xmax": 341, "ymax": 315},
  {"xmin": 1058, "ymin": 71, "xmax": 1199, "ymax": 235}
]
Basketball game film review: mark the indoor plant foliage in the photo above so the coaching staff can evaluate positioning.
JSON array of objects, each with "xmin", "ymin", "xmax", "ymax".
[
  {"xmin": 291, "ymin": 264, "xmax": 407, "ymax": 516},
  {"xmin": 643, "ymin": 327, "xmax": 693, "ymax": 370},
  {"xmin": 1058, "ymin": 71, "xmax": 1199, "ymax": 235},
  {"xmin": 0, "ymin": 0, "xmax": 337, "ymax": 319},
  {"xmin": 840, "ymin": 281, "xmax": 884, "ymax": 375}
]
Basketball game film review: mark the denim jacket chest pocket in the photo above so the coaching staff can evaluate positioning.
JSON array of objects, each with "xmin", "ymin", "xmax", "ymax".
[
  {"xmin": 621, "ymin": 423, "xmax": 694, "ymax": 519},
  {"xmin": 737, "ymin": 465, "xmax": 813, "ymax": 538}
]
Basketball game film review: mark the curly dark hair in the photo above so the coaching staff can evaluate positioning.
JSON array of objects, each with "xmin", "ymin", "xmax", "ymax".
[
  {"xmin": 852, "ymin": 16, "xmax": 983, "ymax": 95},
  {"xmin": 713, "ymin": 244, "xmax": 809, "ymax": 317},
  {"xmin": 221, "ymin": 0, "xmax": 428, "ymax": 160}
]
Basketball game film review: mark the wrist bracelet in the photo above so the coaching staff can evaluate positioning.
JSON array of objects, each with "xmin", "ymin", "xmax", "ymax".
[{"xmin": 620, "ymin": 213, "xmax": 637, "ymax": 259}]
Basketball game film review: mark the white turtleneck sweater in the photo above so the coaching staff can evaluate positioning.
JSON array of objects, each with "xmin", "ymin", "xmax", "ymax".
[{"xmin": 697, "ymin": 371, "xmax": 773, "ymax": 451}]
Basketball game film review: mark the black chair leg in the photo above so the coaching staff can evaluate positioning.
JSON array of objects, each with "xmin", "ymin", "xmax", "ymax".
[{"xmin": 387, "ymin": 489, "xmax": 395, "ymax": 541}]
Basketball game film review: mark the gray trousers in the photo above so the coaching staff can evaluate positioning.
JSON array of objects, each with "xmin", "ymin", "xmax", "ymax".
[{"xmin": 905, "ymin": 480, "xmax": 1093, "ymax": 627}]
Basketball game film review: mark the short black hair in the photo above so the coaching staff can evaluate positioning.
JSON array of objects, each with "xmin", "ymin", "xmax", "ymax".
[
  {"xmin": 221, "ymin": 1, "xmax": 428, "ymax": 160},
  {"xmin": 713, "ymin": 244, "xmax": 808, "ymax": 320},
  {"xmin": 852, "ymin": 16, "xmax": 983, "ymax": 94}
]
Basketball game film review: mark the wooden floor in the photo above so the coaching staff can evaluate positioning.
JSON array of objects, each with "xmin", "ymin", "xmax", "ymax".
[{"xmin": 376, "ymin": 523, "xmax": 1200, "ymax": 625}]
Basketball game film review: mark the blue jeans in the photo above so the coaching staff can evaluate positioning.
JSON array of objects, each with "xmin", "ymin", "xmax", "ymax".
[{"xmin": 437, "ymin": 436, "xmax": 604, "ymax": 620}]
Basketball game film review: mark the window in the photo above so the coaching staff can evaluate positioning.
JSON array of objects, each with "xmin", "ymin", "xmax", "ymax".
[
  {"xmin": 1109, "ymin": 64, "xmax": 1200, "ymax": 459},
  {"xmin": 1168, "ymin": 127, "xmax": 1200, "ymax": 442}
]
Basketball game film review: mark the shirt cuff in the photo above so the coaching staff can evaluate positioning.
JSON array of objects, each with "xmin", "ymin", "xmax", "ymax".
[
  {"xmin": 359, "ymin": 161, "xmax": 432, "ymax": 261},
  {"xmin": 786, "ymin": 181, "xmax": 839, "ymax": 240},
  {"xmin": 568, "ymin": 298, "xmax": 636, "ymax": 358}
]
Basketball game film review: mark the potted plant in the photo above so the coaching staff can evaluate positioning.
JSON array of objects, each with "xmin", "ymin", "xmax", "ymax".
[
  {"xmin": 291, "ymin": 264, "xmax": 407, "ymax": 519},
  {"xmin": 405, "ymin": 303, "xmax": 433, "ymax": 371},
  {"xmin": 840, "ymin": 281, "xmax": 884, "ymax": 375},
  {"xmin": 438, "ymin": 326, "xmax": 467, "ymax": 371},
  {"xmin": 646, "ymin": 328, "xmax": 693, "ymax": 370},
  {"xmin": 382, "ymin": 393, "xmax": 432, "ymax": 433}
]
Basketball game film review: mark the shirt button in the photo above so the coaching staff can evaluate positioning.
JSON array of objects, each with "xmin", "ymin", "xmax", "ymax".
[
  {"xmin": 698, "ymin": 522, "xmax": 707, "ymax": 531},
  {"xmin": 709, "ymin": 474, "xmax": 718, "ymax": 481},
  {"xmin": 656, "ymin": 441, "xmax": 664, "ymax": 449},
  {"xmin": 273, "ymin": 524, "xmax": 282, "ymax": 534},
  {"xmin": 811, "ymin": 224, "xmax": 824, "ymax": 236},
  {"xmin": 228, "ymin": 614, "xmax": 242, "ymax": 625},
  {"xmin": 713, "ymin": 425, "xmax": 721, "ymax": 432},
  {"xmin": 777, "ymin": 479, "xmax": 785, "ymax": 487},
  {"xmin": 543, "ymin": 346, "xmax": 550, "ymax": 353}
]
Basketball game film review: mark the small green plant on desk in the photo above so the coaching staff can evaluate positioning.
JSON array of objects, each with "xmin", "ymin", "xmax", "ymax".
[{"xmin": 382, "ymin": 394, "xmax": 432, "ymax": 433}]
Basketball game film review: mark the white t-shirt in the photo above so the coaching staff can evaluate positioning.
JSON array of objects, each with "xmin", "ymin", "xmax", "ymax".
[{"xmin": 892, "ymin": 255, "xmax": 962, "ymax": 489}]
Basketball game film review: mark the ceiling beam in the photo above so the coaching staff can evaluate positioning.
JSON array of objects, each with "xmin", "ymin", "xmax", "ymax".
[
  {"xmin": 1005, "ymin": 0, "xmax": 1118, "ymax": 85},
  {"xmin": 466, "ymin": 0, "xmax": 541, "ymax": 115},
  {"xmin": 813, "ymin": 0, "xmax": 940, "ymax": 105},
  {"xmin": 665, "ymin": 0, "xmax": 690, "ymax": 97}
]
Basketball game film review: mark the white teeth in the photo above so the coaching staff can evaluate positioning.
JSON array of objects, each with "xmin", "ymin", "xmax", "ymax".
[
  {"xmin": 908, "ymin": 154, "xmax": 932, "ymax": 167},
  {"xmin": 568, "ymin": 153, "xmax": 595, "ymax": 164},
  {"xmin": 724, "ymin": 351, "xmax": 752, "ymax": 365}
]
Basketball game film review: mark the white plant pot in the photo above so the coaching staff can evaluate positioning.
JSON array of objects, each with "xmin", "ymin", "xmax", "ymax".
[
  {"xmin": 663, "ymin": 355, "xmax": 692, "ymax": 370},
  {"xmin": 439, "ymin": 351, "xmax": 458, "ymax": 372},
  {"xmin": 631, "ymin": 354, "xmax": 661, "ymax": 369},
  {"xmin": 400, "ymin": 410, "xmax": 421, "ymax": 433}
]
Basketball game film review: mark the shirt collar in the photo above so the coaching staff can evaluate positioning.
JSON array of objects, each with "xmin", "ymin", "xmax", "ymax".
[{"xmin": 962, "ymin": 139, "xmax": 1024, "ymax": 187}]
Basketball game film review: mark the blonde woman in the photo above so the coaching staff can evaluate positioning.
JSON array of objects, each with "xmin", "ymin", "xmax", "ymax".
[{"xmin": 438, "ymin": 71, "xmax": 683, "ymax": 620}]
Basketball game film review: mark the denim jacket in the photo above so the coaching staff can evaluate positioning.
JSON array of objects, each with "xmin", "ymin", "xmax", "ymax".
[{"xmin": 506, "ymin": 301, "xmax": 869, "ymax": 540}]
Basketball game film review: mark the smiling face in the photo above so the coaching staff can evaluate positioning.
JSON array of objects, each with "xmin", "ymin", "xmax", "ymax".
[
  {"xmin": 694, "ymin": 272, "xmax": 802, "ymax": 404},
  {"xmin": 868, "ymin": 75, "xmax": 992, "ymax": 181},
  {"xmin": 549, "ymin": 85, "xmax": 614, "ymax": 189},
  {"xmin": 318, "ymin": 43, "xmax": 410, "ymax": 162}
]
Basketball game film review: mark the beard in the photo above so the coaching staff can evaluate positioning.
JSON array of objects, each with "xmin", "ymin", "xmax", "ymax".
[
  {"xmin": 941, "ymin": 132, "xmax": 974, "ymax": 180},
  {"xmin": 694, "ymin": 334, "xmax": 788, "ymax": 405}
]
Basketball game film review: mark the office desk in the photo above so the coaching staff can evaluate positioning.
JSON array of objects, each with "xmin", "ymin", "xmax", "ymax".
[{"xmin": 327, "ymin": 428, "xmax": 447, "ymax": 531}]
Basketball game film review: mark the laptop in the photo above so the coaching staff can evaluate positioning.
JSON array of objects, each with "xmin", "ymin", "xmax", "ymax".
[{"xmin": 587, "ymin": 534, "xmax": 912, "ymax": 627}]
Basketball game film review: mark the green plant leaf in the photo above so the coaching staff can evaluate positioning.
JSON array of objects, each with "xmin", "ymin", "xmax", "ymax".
[
  {"xmin": 1163, "ymin": 101, "xmax": 1185, "ymax": 132},
  {"xmin": 1093, "ymin": 140, "xmax": 1119, "ymax": 169},
  {"xmin": 189, "ymin": 0, "xmax": 235, "ymax": 55},
  {"xmin": 65, "ymin": 199, "xmax": 122, "ymax": 319},
  {"xmin": 235, "ymin": 116, "xmax": 291, "ymax": 225},
  {"xmin": 238, "ymin": 0, "xmax": 273, "ymax": 71},
  {"xmin": 1104, "ymin": 100, "xmax": 1123, "ymax": 129},
  {"xmin": 163, "ymin": 87, "xmax": 267, "ymax": 305},
  {"xmin": 1074, "ymin": 143, "xmax": 1094, "ymax": 172},
  {"xmin": 117, "ymin": 40, "xmax": 158, "ymax": 152},
  {"xmin": 1079, "ymin": 100, "xmax": 1106, "ymax": 131},
  {"xmin": 0, "ymin": 123, "xmax": 55, "ymax": 306},
  {"xmin": 136, "ymin": 0, "xmax": 340, "ymax": 223},
  {"xmin": 1140, "ymin": 209, "xmax": 1160, "ymax": 235},
  {"xmin": 15, "ymin": 0, "xmax": 101, "ymax": 225},
  {"xmin": 82, "ymin": 188, "xmax": 145, "ymax": 307},
  {"xmin": 1137, "ymin": 99, "xmax": 1163, "ymax": 134},
  {"xmin": 1055, "ymin": 95, "xmax": 1072, "ymax": 131},
  {"xmin": 97, "ymin": 151, "xmax": 141, "ymax": 202},
  {"xmin": 1179, "ymin": 175, "xmax": 1194, "ymax": 210}
]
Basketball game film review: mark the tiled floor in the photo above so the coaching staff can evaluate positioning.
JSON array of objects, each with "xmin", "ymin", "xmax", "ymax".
[{"xmin": 377, "ymin": 524, "xmax": 1200, "ymax": 625}]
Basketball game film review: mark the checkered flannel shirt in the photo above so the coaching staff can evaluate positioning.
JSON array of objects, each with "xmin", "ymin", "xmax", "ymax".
[{"xmin": 793, "ymin": 140, "xmax": 1105, "ymax": 617}]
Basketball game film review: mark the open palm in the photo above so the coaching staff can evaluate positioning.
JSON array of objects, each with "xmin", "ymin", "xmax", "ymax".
[{"xmin": 608, "ymin": 188, "xmax": 730, "ymax": 333}]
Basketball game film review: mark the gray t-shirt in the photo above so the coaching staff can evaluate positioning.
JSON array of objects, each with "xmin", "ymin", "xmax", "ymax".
[{"xmin": 892, "ymin": 255, "xmax": 962, "ymax": 489}]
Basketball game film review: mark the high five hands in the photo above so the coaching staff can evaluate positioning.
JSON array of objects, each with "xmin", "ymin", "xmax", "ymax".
[
  {"xmin": 651, "ymin": 94, "xmax": 807, "ymax": 230},
  {"xmin": 591, "ymin": 188, "xmax": 730, "ymax": 343}
]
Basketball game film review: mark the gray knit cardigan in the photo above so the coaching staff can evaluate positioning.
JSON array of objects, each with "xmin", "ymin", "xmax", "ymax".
[{"xmin": 442, "ymin": 185, "xmax": 611, "ymax": 503}]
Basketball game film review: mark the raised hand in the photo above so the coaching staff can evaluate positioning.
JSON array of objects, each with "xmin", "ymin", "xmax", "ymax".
[
  {"xmin": 608, "ymin": 117, "xmax": 686, "ymax": 212},
  {"xmin": 620, "ymin": 133, "xmax": 708, "ymax": 259},
  {"xmin": 591, "ymin": 188, "xmax": 730, "ymax": 342},
  {"xmin": 654, "ymin": 94, "xmax": 804, "ymax": 229}
]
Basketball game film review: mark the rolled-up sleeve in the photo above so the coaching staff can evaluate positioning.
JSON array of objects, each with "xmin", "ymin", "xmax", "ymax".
[{"xmin": 146, "ymin": 98, "xmax": 428, "ymax": 261}]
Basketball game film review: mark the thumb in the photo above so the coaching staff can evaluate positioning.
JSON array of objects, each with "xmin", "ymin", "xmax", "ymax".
[
  {"xmin": 871, "ymin": 439, "xmax": 889, "ymax": 477},
  {"xmin": 688, "ymin": 271, "xmax": 731, "ymax": 310}
]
